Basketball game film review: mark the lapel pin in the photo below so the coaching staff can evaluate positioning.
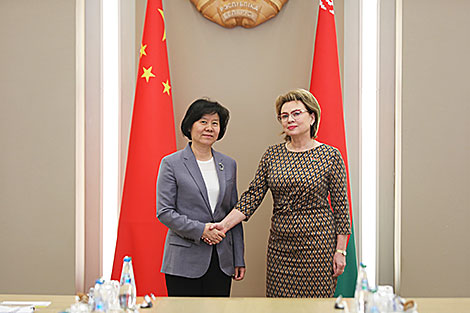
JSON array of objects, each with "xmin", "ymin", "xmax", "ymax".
[{"xmin": 218, "ymin": 162, "xmax": 224, "ymax": 171}]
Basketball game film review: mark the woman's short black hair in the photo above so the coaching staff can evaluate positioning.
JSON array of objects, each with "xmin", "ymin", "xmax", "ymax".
[{"xmin": 180, "ymin": 98, "xmax": 230, "ymax": 140}]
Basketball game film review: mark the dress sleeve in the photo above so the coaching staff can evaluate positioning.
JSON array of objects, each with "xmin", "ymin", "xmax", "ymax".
[
  {"xmin": 230, "ymin": 162, "xmax": 245, "ymax": 267},
  {"xmin": 234, "ymin": 148, "xmax": 270, "ymax": 221},
  {"xmin": 329, "ymin": 148, "xmax": 352, "ymax": 235}
]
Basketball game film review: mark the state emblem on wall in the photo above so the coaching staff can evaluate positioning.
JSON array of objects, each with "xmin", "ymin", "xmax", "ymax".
[{"xmin": 190, "ymin": 0, "xmax": 289, "ymax": 28}]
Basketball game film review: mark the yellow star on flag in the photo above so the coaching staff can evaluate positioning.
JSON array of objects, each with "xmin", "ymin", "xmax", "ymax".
[
  {"xmin": 140, "ymin": 44, "xmax": 147, "ymax": 58},
  {"xmin": 158, "ymin": 9, "xmax": 166, "ymax": 42},
  {"xmin": 162, "ymin": 80, "xmax": 171, "ymax": 95},
  {"xmin": 141, "ymin": 66, "xmax": 156, "ymax": 83}
]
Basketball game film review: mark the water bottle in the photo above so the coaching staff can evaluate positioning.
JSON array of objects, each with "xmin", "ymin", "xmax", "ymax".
[
  {"xmin": 87, "ymin": 287, "xmax": 95, "ymax": 312},
  {"xmin": 119, "ymin": 256, "xmax": 137, "ymax": 310},
  {"xmin": 354, "ymin": 262, "xmax": 370, "ymax": 313},
  {"xmin": 93, "ymin": 278, "xmax": 105, "ymax": 312},
  {"xmin": 367, "ymin": 287, "xmax": 380, "ymax": 313}
]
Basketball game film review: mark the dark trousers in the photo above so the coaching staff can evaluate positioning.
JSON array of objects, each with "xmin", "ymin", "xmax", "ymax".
[{"xmin": 165, "ymin": 247, "xmax": 232, "ymax": 297}]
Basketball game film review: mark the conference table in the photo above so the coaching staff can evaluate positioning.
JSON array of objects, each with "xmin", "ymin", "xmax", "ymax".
[{"xmin": 1, "ymin": 294, "xmax": 470, "ymax": 313}]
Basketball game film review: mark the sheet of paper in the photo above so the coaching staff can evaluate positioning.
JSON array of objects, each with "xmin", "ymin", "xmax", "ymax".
[
  {"xmin": 0, "ymin": 302, "xmax": 50, "ymax": 307},
  {"xmin": 0, "ymin": 305, "xmax": 35, "ymax": 313}
]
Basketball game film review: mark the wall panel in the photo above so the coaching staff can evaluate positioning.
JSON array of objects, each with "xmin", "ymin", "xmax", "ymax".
[
  {"xmin": 0, "ymin": 0, "xmax": 78, "ymax": 294},
  {"xmin": 399, "ymin": 0, "xmax": 470, "ymax": 297}
]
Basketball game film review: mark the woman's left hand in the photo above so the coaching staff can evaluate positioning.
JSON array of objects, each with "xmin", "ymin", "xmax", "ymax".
[
  {"xmin": 333, "ymin": 252, "xmax": 346, "ymax": 277},
  {"xmin": 233, "ymin": 266, "xmax": 246, "ymax": 281}
]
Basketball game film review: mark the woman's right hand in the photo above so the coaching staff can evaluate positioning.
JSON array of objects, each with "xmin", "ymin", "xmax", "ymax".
[{"xmin": 202, "ymin": 223, "xmax": 226, "ymax": 245}]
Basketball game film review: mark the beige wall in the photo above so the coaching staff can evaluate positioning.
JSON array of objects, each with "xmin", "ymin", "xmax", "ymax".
[
  {"xmin": 377, "ymin": 0, "xmax": 396, "ymax": 287},
  {"xmin": 84, "ymin": 0, "xmax": 102, "ymax": 291},
  {"xmin": 0, "ymin": 0, "xmax": 79, "ymax": 294},
  {"xmin": 399, "ymin": 0, "xmax": 470, "ymax": 297}
]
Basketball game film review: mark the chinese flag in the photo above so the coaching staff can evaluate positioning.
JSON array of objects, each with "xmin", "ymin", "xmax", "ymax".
[
  {"xmin": 310, "ymin": 0, "xmax": 358, "ymax": 297},
  {"xmin": 111, "ymin": 0, "xmax": 175, "ymax": 296}
]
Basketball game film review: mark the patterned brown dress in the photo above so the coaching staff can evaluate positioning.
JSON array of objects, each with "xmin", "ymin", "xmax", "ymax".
[{"xmin": 235, "ymin": 143, "xmax": 351, "ymax": 297}]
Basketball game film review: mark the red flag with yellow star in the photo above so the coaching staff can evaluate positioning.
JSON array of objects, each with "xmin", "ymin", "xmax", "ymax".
[{"xmin": 111, "ymin": 0, "xmax": 175, "ymax": 296}]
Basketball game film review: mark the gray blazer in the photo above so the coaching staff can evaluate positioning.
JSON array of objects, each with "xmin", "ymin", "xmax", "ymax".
[{"xmin": 156, "ymin": 143, "xmax": 245, "ymax": 278}]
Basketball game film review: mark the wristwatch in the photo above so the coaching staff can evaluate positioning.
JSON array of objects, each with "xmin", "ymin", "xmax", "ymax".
[{"xmin": 335, "ymin": 249, "xmax": 347, "ymax": 256}]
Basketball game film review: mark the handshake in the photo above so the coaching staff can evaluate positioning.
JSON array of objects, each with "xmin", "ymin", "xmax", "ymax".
[{"xmin": 201, "ymin": 222, "xmax": 226, "ymax": 245}]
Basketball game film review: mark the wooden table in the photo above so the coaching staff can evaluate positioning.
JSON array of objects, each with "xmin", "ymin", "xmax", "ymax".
[
  {"xmin": 1, "ymin": 294, "xmax": 469, "ymax": 313},
  {"xmin": 152, "ymin": 297, "xmax": 470, "ymax": 313}
]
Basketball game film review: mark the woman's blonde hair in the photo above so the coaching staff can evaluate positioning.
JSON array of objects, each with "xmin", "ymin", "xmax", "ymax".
[{"xmin": 275, "ymin": 88, "xmax": 321, "ymax": 141}]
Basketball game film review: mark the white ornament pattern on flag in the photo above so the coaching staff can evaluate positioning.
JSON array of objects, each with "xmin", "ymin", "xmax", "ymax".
[{"xmin": 320, "ymin": 0, "xmax": 335, "ymax": 15}]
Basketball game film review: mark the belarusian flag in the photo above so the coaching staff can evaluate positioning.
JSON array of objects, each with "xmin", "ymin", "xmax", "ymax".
[
  {"xmin": 310, "ymin": 0, "xmax": 358, "ymax": 297},
  {"xmin": 111, "ymin": 0, "xmax": 175, "ymax": 296}
]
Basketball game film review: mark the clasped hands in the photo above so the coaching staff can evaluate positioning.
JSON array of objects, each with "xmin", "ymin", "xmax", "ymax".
[{"xmin": 201, "ymin": 222, "xmax": 225, "ymax": 245}]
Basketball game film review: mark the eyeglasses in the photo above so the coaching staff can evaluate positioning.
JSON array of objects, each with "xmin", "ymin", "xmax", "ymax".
[{"xmin": 277, "ymin": 109, "xmax": 309, "ymax": 122}]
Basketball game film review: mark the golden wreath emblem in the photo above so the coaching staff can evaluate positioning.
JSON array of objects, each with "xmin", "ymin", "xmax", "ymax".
[{"xmin": 190, "ymin": 0, "xmax": 289, "ymax": 28}]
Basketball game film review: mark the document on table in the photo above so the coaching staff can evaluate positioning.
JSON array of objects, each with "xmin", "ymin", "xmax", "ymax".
[
  {"xmin": 0, "ymin": 303, "xmax": 50, "ymax": 307},
  {"xmin": 0, "ymin": 301, "xmax": 51, "ymax": 313},
  {"xmin": 0, "ymin": 305, "xmax": 35, "ymax": 313}
]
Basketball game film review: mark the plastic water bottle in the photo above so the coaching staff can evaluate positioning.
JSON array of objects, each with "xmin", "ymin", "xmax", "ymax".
[
  {"xmin": 93, "ymin": 278, "xmax": 105, "ymax": 312},
  {"xmin": 354, "ymin": 263, "xmax": 370, "ymax": 313},
  {"xmin": 119, "ymin": 256, "xmax": 136, "ymax": 310},
  {"xmin": 87, "ymin": 287, "xmax": 95, "ymax": 312},
  {"xmin": 367, "ymin": 287, "xmax": 380, "ymax": 313}
]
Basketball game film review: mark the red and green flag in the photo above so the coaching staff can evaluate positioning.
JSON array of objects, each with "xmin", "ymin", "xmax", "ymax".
[
  {"xmin": 111, "ymin": 0, "xmax": 175, "ymax": 296},
  {"xmin": 310, "ymin": 0, "xmax": 358, "ymax": 297}
]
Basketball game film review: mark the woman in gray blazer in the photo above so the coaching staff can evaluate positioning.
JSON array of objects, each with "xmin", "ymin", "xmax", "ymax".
[{"xmin": 156, "ymin": 98, "xmax": 245, "ymax": 297}]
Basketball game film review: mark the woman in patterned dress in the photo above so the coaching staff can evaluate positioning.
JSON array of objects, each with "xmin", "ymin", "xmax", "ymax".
[{"xmin": 207, "ymin": 88, "xmax": 351, "ymax": 297}]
